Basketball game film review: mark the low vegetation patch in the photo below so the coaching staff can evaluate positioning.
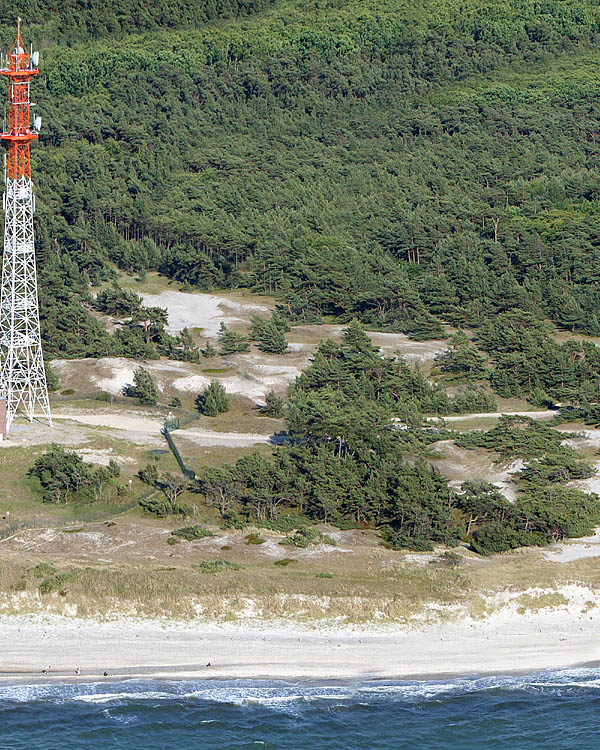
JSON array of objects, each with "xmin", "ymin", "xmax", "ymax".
[
  {"xmin": 39, "ymin": 572, "xmax": 74, "ymax": 595},
  {"xmin": 245, "ymin": 533, "xmax": 266, "ymax": 545},
  {"xmin": 30, "ymin": 563, "xmax": 57, "ymax": 578},
  {"xmin": 171, "ymin": 525, "xmax": 214, "ymax": 541},
  {"xmin": 280, "ymin": 528, "xmax": 336, "ymax": 548},
  {"xmin": 192, "ymin": 560, "xmax": 243, "ymax": 574}
]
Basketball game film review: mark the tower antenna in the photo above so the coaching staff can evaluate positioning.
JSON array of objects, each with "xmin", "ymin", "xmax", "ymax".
[{"xmin": 0, "ymin": 20, "xmax": 51, "ymax": 433}]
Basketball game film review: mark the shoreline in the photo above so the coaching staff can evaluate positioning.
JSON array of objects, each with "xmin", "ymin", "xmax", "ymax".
[
  {"xmin": 2, "ymin": 608, "xmax": 600, "ymax": 684},
  {"xmin": 2, "ymin": 661, "xmax": 600, "ymax": 687}
]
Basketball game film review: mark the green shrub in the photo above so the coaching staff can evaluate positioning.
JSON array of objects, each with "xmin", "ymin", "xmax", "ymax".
[
  {"xmin": 61, "ymin": 388, "xmax": 75, "ymax": 396},
  {"xmin": 245, "ymin": 533, "xmax": 265, "ymax": 545},
  {"xmin": 315, "ymin": 572, "xmax": 333, "ymax": 578},
  {"xmin": 281, "ymin": 528, "xmax": 336, "ymax": 548},
  {"xmin": 469, "ymin": 524, "xmax": 545, "ymax": 556},
  {"xmin": 218, "ymin": 323, "xmax": 250, "ymax": 355},
  {"xmin": 274, "ymin": 558, "xmax": 297, "ymax": 566},
  {"xmin": 172, "ymin": 525, "xmax": 214, "ymax": 541},
  {"xmin": 30, "ymin": 563, "xmax": 56, "ymax": 578},
  {"xmin": 39, "ymin": 573, "xmax": 74, "ymax": 594},
  {"xmin": 140, "ymin": 495, "xmax": 188, "ymax": 518},
  {"xmin": 192, "ymin": 559, "xmax": 243, "ymax": 573},
  {"xmin": 196, "ymin": 380, "xmax": 230, "ymax": 416},
  {"xmin": 261, "ymin": 390, "xmax": 285, "ymax": 418}
]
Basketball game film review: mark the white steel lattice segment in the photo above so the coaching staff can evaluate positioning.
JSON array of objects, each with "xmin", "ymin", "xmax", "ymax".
[{"xmin": 0, "ymin": 175, "xmax": 51, "ymax": 429}]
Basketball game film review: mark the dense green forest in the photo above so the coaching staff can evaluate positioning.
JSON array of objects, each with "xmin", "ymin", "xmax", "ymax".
[
  {"xmin": 0, "ymin": 0, "xmax": 594, "ymax": 404},
  {"xmin": 11, "ymin": 0, "xmax": 600, "ymax": 552}
]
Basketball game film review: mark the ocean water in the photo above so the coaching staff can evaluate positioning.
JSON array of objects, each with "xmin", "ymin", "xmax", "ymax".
[{"xmin": 1, "ymin": 670, "xmax": 599, "ymax": 749}]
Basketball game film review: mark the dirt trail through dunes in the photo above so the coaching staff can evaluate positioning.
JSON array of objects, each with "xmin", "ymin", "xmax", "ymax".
[
  {"xmin": 51, "ymin": 413, "xmax": 272, "ymax": 448},
  {"xmin": 438, "ymin": 410, "xmax": 556, "ymax": 422}
]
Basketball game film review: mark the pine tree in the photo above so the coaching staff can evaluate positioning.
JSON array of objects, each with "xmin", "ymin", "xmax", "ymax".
[
  {"xmin": 262, "ymin": 390, "xmax": 284, "ymax": 417},
  {"xmin": 197, "ymin": 380, "xmax": 230, "ymax": 416},
  {"xmin": 218, "ymin": 322, "xmax": 250, "ymax": 354},
  {"xmin": 126, "ymin": 367, "xmax": 159, "ymax": 405},
  {"xmin": 175, "ymin": 327, "xmax": 200, "ymax": 362},
  {"xmin": 44, "ymin": 361, "xmax": 60, "ymax": 392},
  {"xmin": 256, "ymin": 320, "xmax": 288, "ymax": 354},
  {"xmin": 202, "ymin": 339, "xmax": 217, "ymax": 358}
]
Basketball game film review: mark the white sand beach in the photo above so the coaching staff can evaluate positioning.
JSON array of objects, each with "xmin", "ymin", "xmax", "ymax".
[{"xmin": 1, "ymin": 603, "xmax": 599, "ymax": 682}]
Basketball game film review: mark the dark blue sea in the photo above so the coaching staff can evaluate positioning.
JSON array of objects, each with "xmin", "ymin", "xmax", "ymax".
[{"xmin": 1, "ymin": 671, "xmax": 599, "ymax": 749}]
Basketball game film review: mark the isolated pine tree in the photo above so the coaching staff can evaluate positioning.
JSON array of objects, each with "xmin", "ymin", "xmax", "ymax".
[
  {"xmin": 256, "ymin": 320, "xmax": 288, "ymax": 354},
  {"xmin": 127, "ymin": 367, "xmax": 158, "ymax": 405},
  {"xmin": 261, "ymin": 390, "xmax": 284, "ymax": 417},
  {"xmin": 197, "ymin": 380, "xmax": 230, "ymax": 416},
  {"xmin": 218, "ymin": 322, "xmax": 250, "ymax": 354},
  {"xmin": 202, "ymin": 339, "xmax": 217, "ymax": 358}
]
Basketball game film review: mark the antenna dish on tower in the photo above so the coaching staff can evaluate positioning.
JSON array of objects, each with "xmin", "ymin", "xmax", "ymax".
[{"xmin": 31, "ymin": 50, "xmax": 38, "ymax": 67}]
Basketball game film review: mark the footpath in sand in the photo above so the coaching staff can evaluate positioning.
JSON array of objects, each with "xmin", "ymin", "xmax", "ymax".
[{"xmin": 50, "ymin": 413, "xmax": 272, "ymax": 448}]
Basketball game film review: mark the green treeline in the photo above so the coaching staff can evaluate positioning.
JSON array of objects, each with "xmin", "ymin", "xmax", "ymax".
[{"xmin": 0, "ymin": 0, "xmax": 276, "ymax": 44}]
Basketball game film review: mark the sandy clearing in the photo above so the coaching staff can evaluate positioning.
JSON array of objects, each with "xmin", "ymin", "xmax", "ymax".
[
  {"xmin": 431, "ymin": 440, "xmax": 523, "ymax": 502},
  {"xmin": 544, "ymin": 529, "xmax": 600, "ymax": 563},
  {"xmin": 369, "ymin": 331, "xmax": 449, "ymax": 362},
  {"xmin": 140, "ymin": 291, "xmax": 270, "ymax": 337},
  {"xmin": 0, "ymin": 419, "xmax": 90, "ymax": 449},
  {"xmin": 74, "ymin": 448, "xmax": 136, "ymax": 466},
  {"xmin": 51, "ymin": 355, "xmax": 300, "ymax": 404}
]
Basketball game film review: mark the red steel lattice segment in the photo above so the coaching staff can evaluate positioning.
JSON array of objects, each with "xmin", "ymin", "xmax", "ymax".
[{"xmin": 0, "ymin": 18, "xmax": 38, "ymax": 180}]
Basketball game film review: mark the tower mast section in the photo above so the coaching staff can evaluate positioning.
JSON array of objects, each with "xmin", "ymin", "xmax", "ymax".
[{"xmin": 0, "ymin": 18, "xmax": 51, "ymax": 432}]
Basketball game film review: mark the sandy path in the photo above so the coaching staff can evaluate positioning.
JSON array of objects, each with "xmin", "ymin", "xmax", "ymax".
[
  {"xmin": 440, "ymin": 410, "xmax": 556, "ymax": 422},
  {"xmin": 177, "ymin": 428, "xmax": 271, "ymax": 448},
  {"xmin": 52, "ymin": 413, "xmax": 163, "ymax": 433},
  {"xmin": 1, "ymin": 610, "xmax": 599, "ymax": 682},
  {"xmin": 51, "ymin": 413, "xmax": 272, "ymax": 448}
]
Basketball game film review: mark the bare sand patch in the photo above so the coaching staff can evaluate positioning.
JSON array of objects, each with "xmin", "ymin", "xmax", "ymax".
[
  {"xmin": 74, "ymin": 448, "xmax": 136, "ymax": 466},
  {"xmin": 431, "ymin": 440, "xmax": 522, "ymax": 501},
  {"xmin": 544, "ymin": 529, "xmax": 600, "ymax": 563},
  {"xmin": 140, "ymin": 290, "xmax": 270, "ymax": 336}
]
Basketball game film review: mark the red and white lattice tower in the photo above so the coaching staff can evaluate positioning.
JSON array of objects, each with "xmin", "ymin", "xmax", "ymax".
[{"xmin": 0, "ymin": 18, "xmax": 50, "ymax": 432}]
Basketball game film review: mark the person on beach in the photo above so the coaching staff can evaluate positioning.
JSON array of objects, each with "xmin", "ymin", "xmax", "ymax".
[{"xmin": 75, "ymin": 667, "xmax": 80, "ymax": 675}]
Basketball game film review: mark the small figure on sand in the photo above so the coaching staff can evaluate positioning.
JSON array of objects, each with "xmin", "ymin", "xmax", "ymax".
[
  {"xmin": 41, "ymin": 665, "xmax": 50, "ymax": 673},
  {"xmin": 103, "ymin": 671, "xmax": 109, "ymax": 676},
  {"xmin": 206, "ymin": 662, "xmax": 211, "ymax": 667},
  {"xmin": 75, "ymin": 667, "xmax": 80, "ymax": 675}
]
